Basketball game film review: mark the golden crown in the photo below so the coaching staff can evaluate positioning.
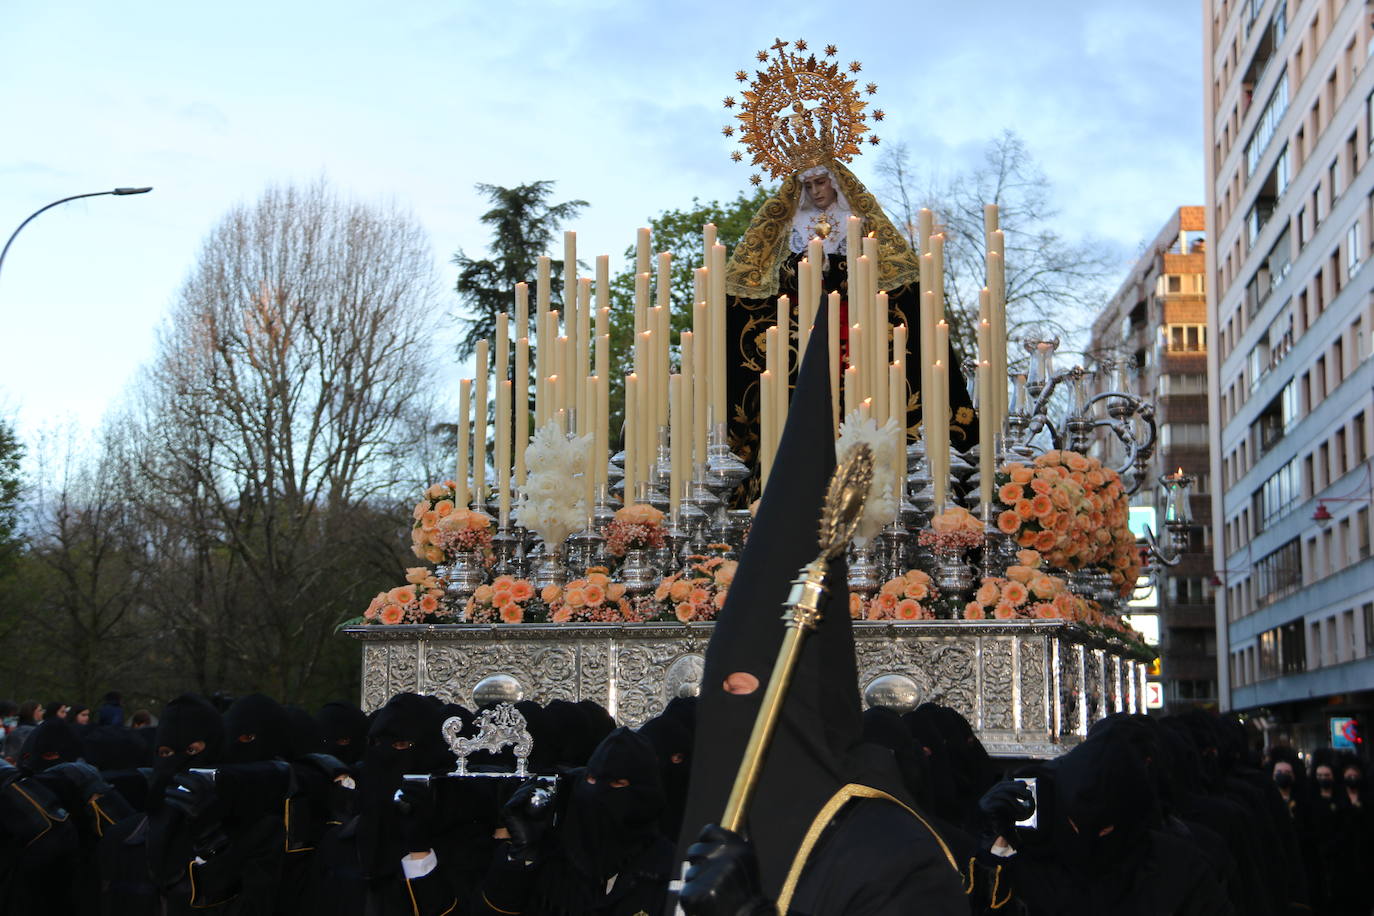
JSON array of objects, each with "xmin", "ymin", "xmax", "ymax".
[{"xmin": 723, "ymin": 39, "xmax": 883, "ymax": 184}]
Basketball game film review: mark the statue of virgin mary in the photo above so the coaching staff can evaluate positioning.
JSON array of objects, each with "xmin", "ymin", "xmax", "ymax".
[{"xmin": 722, "ymin": 159, "xmax": 978, "ymax": 487}]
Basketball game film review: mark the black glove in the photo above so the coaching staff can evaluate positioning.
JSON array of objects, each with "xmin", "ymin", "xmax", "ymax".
[
  {"xmin": 43, "ymin": 761, "xmax": 112, "ymax": 802},
  {"xmin": 680, "ymin": 824, "xmax": 777, "ymax": 916},
  {"xmin": 165, "ymin": 771, "xmax": 219, "ymax": 821},
  {"xmin": 394, "ymin": 780, "xmax": 434, "ymax": 856},
  {"xmin": 977, "ymin": 779, "xmax": 1034, "ymax": 849},
  {"xmin": 500, "ymin": 779, "xmax": 554, "ymax": 861}
]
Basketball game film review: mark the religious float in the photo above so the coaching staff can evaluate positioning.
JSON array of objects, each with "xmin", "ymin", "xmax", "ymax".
[{"xmin": 341, "ymin": 40, "xmax": 1188, "ymax": 758}]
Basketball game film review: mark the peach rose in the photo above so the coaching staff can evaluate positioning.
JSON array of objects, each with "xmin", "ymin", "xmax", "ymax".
[
  {"xmin": 421, "ymin": 511, "xmax": 439, "ymax": 529},
  {"xmin": 615, "ymin": 503, "xmax": 664, "ymax": 526},
  {"xmin": 541, "ymin": 585, "xmax": 562, "ymax": 604},
  {"xmin": 997, "ymin": 510, "xmax": 1022, "ymax": 534},
  {"xmin": 866, "ymin": 602, "xmax": 887, "ymax": 620},
  {"xmin": 434, "ymin": 499, "xmax": 454, "ymax": 517},
  {"xmin": 975, "ymin": 582, "xmax": 1000, "ymax": 605},
  {"xmin": 499, "ymin": 603, "xmax": 523, "ymax": 623},
  {"xmin": 850, "ymin": 593, "xmax": 864, "ymax": 618},
  {"xmin": 552, "ymin": 606, "xmax": 573, "ymax": 623},
  {"xmin": 670, "ymin": 579, "xmax": 692, "ymax": 602},
  {"xmin": 413, "ymin": 501, "xmax": 428, "ymax": 521},
  {"xmin": 690, "ymin": 587, "xmax": 711, "ymax": 606},
  {"xmin": 419, "ymin": 594, "xmax": 440, "ymax": 613},
  {"xmin": 1016, "ymin": 549, "xmax": 1041, "ymax": 568},
  {"xmin": 675, "ymin": 602, "xmax": 696, "ymax": 623},
  {"xmin": 607, "ymin": 583, "xmax": 626, "ymax": 601},
  {"xmin": 405, "ymin": 567, "xmax": 429, "ymax": 585},
  {"xmin": 1006, "ymin": 565, "xmax": 1034, "ymax": 583},
  {"xmin": 1009, "ymin": 466, "xmax": 1034, "ymax": 485},
  {"xmin": 714, "ymin": 564, "xmax": 736, "ymax": 587},
  {"xmin": 473, "ymin": 584, "xmax": 494, "ymax": 603},
  {"xmin": 564, "ymin": 587, "xmax": 587, "ymax": 608},
  {"xmin": 998, "ymin": 483, "xmax": 1024, "ymax": 504},
  {"xmin": 1066, "ymin": 452, "xmax": 1089, "ymax": 472},
  {"xmin": 1029, "ymin": 478, "xmax": 1052, "ymax": 496},
  {"xmin": 466, "ymin": 510, "xmax": 491, "ymax": 530},
  {"xmin": 364, "ymin": 604, "xmax": 379, "ymax": 620},
  {"xmin": 1015, "ymin": 499, "xmax": 1035, "ymax": 520},
  {"xmin": 1030, "ymin": 575, "xmax": 1059, "ymax": 599},
  {"xmin": 587, "ymin": 571, "xmax": 611, "ymax": 588},
  {"xmin": 964, "ymin": 602, "xmax": 986, "ymax": 620},
  {"xmin": 713, "ymin": 590, "xmax": 728, "ymax": 609},
  {"xmin": 427, "ymin": 484, "xmax": 448, "ymax": 500},
  {"xmin": 380, "ymin": 604, "xmax": 405, "ymax": 625},
  {"xmin": 1017, "ymin": 530, "xmax": 1038, "ymax": 547}
]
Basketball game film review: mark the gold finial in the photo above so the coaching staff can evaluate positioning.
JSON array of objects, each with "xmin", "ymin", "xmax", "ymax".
[
  {"xmin": 724, "ymin": 40, "xmax": 880, "ymax": 179},
  {"xmin": 818, "ymin": 444, "xmax": 873, "ymax": 560}
]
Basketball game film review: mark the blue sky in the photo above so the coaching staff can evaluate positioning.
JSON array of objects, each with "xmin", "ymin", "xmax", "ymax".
[{"xmin": 0, "ymin": 0, "xmax": 1203, "ymax": 444}]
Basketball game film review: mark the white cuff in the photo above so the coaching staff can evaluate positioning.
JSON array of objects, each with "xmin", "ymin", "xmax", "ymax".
[{"xmin": 401, "ymin": 850, "xmax": 438, "ymax": 879}]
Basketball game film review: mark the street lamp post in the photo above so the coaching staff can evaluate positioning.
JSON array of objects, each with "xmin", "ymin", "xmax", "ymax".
[{"xmin": 0, "ymin": 186, "xmax": 153, "ymax": 284}]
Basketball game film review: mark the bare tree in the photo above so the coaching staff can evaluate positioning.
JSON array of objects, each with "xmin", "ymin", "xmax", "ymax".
[
  {"xmin": 129, "ymin": 180, "xmax": 443, "ymax": 701},
  {"xmin": 877, "ymin": 132, "xmax": 1119, "ymax": 363}
]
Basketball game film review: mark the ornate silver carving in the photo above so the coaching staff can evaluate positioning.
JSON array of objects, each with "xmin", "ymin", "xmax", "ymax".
[
  {"xmin": 444, "ymin": 702, "xmax": 535, "ymax": 777},
  {"xmin": 344, "ymin": 620, "xmax": 1151, "ymax": 759},
  {"xmin": 473, "ymin": 674, "xmax": 524, "ymax": 707}
]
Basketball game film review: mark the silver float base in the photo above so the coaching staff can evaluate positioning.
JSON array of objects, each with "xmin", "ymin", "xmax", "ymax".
[{"xmin": 341, "ymin": 620, "xmax": 1152, "ymax": 759}]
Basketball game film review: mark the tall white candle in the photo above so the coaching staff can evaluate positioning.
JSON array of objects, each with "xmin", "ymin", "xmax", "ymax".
[
  {"xmin": 669, "ymin": 374, "xmax": 683, "ymax": 518},
  {"xmin": 703, "ymin": 222, "xmax": 717, "ymax": 264},
  {"xmin": 515, "ymin": 337, "xmax": 529, "ymax": 487},
  {"xmin": 680, "ymin": 331, "xmax": 695, "ymax": 472},
  {"xmin": 846, "ymin": 216, "xmax": 862, "ymax": 263},
  {"xmin": 636, "ymin": 228, "xmax": 651, "ymax": 277},
  {"xmin": 623, "ymin": 374, "xmax": 638, "ymax": 500},
  {"xmin": 495, "ymin": 313, "xmax": 510, "ymax": 384},
  {"xmin": 776, "ymin": 294, "xmax": 790, "ymax": 429},
  {"xmin": 710, "ymin": 244, "xmax": 727, "ymax": 427},
  {"xmin": 827, "ymin": 291, "xmax": 841, "ymax": 436},
  {"xmin": 760, "ymin": 369, "xmax": 774, "ymax": 487},
  {"xmin": 515, "ymin": 283, "xmax": 529, "ymax": 344},
  {"xmin": 892, "ymin": 324, "xmax": 908, "ymax": 430},
  {"xmin": 457, "ymin": 379, "xmax": 471, "ymax": 507},
  {"xmin": 691, "ymin": 312, "xmax": 709, "ymax": 469},
  {"xmin": 497, "ymin": 380, "xmax": 512, "ymax": 526},
  {"xmin": 536, "ymin": 258, "xmax": 551, "ymax": 423},
  {"xmin": 578, "ymin": 278, "xmax": 592, "ymax": 433},
  {"xmin": 474, "ymin": 339, "xmax": 489, "ymax": 507}
]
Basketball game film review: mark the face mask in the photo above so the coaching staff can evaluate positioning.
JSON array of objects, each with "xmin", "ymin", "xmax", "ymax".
[
  {"xmin": 1317, "ymin": 777, "xmax": 1334, "ymax": 790},
  {"xmin": 1273, "ymin": 771, "xmax": 1293, "ymax": 789},
  {"xmin": 1345, "ymin": 774, "xmax": 1363, "ymax": 789}
]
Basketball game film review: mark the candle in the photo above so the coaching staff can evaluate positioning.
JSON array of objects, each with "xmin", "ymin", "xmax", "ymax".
[
  {"xmin": 515, "ymin": 283, "xmax": 529, "ymax": 343},
  {"xmin": 655, "ymin": 306, "xmax": 670, "ymax": 429},
  {"xmin": 710, "ymin": 243, "xmax": 727, "ymax": 427},
  {"xmin": 578, "ymin": 278, "xmax": 592, "ymax": 433},
  {"xmin": 989, "ymin": 231, "xmax": 1007, "ymax": 427},
  {"xmin": 930, "ymin": 234, "xmax": 945, "ymax": 327},
  {"xmin": 583, "ymin": 377, "xmax": 596, "ymax": 521},
  {"xmin": 764, "ymin": 325, "xmax": 779, "ymax": 442},
  {"xmin": 760, "ymin": 369, "xmax": 774, "ymax": 486},
  {"xmin": 874, "ymin": 290, "xmax": 890, "ymax": 423},
  {"xmin": 850, "ymin": 324, "xmax": 864, "ymax": 407},
  {"xmin": 890, "ymin": 361, "xmax": 905, "ymax": 501},
  {"xmin": 918, "ymin": 208, "xmax": 933, "ymax": 255},
  {"xmin": 920, "ymin": 286, "xmax": 936, "ymax": 442},
  {"xmin": 892, "ymin": 324, "xmax": 908, "ymax": 428},
  {"xmin": 844, "ymin": 365, "xmax": 860, "ymax": 419},
  {"xmin": 776, "ymin": 298, "xmax": 790, "ymax": 439},
  {"xmin": 564, "ymin": 230, "xmax": 577, "ymax": 348},
  {"xmin": 978, "ymin": 360, "xmax": 993, "ymax": 511},
  {"xmin": 495, "ymin": 313, "xmax": 510, "ymax": 384},
  {"xmin": 703, "ymin": 222, "xmax": 717, "ymax": 264},
  {"xmin": 680, "ymin": 330, "xmax": 696, "ymax": 472},
  {"xmin": 934, "ymin": 320, "xmax": 950, "ymax": 511},
  {"xmin": 797, "ymin": 259, "xmax": 811, "ymax": 362},
  {"xmin": 457, "ymin": 379, "xmax": 471, "ymax": 507},
  {"xmin": 691, "ymin": 314, "xmax": 708, "ymax": 471},
  {"xmin": 636, "ymin": 228, "xmax": 651, "ymax": 276},
  {"xmin": 858, "ymin": 397, "xmax": 872, "ymax": 426},
  {"xmin": 669, "ymin": 374, "xmax": 683, "ymax": 518},
  {"xmin": 497, "ymin": 380, "xmax": 512, "ymax": 525},
  {"xmin": 515, "ymin": 336, "xmax": 530, "ymax": 486},
  {"xmin": 827, "ymin": 291, "xmax": 841, "ymax": 436},
  {"xmin": 657, "ymin": 251, "xmax": 672, "ymax": 311},
  {"xmin": 596, "ymin": 338, "xmax": 610, "ymax": 483},
  {"xmin": 624, "ymin": 374, "xmax": 638, "ymax": 499},
  {"xmin": 846, "ymin": 216, "xmax": 862, "ymax": 262},
  {"xmin": 638, "ymin": 332, "xmax": 655, "ymax": 484},
  {"xmin": 536, "ymin": 257, "xmax": 551, "ymax": 423}
]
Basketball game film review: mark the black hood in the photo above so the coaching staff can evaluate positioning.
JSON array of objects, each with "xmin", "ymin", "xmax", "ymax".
[
  {"xmin": 1051, "ymin": 732, "xmax": 1155, "ymax": 875},
  {"xmin": 316, "ymin": 701, "xmax": 369, "ymax": 765},
  {"xmin": 82, "ymin": 724, "xmax": 151, "ymax": 771},
  {"xmin": 359, "ymin": 693, "xmax": 451, "ymax": 877},
  {"xmin": 679, "ymin": 300, "xmax": 901, "ymax": 897},
  {"xmin": 150, "ymin": 694, "xmax": 227, "ymax": 808},
  {"xmin": 862, "ymin": 706, "xmax": 929, "ymax": 810},
  {"xmin": 223, "ymin": 693, "xmax": 291, "ymax": 763},
  {"xmin": 20, "ymin": 718, "xmax": 84, "ymax": 773}
]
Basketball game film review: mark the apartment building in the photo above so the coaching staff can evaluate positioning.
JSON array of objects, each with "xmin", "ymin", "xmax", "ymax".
[
  {"xmin": 1089, "ymin": 207, "xmax": 1217, "ymax": 712},
  {"xmin": 1204, "ymin": 0, "xmax": 1374, "ymax": 749}
]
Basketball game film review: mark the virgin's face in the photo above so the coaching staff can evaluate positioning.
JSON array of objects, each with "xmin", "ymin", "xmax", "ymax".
[{"xmin": 803, "ymin": 173, "xmax": 837, "ymax": 209}]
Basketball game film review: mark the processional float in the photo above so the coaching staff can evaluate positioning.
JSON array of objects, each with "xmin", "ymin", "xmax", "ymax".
[{"xmin": 343, "ymin": 40, "xmax": 1190, "ymax": 758}]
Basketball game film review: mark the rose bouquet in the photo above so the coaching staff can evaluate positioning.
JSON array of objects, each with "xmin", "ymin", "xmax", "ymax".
[
  {"xmin": 604, "ymin": 503, "xmax": 666, "ymax": 557},
  {"xmin": 464, "ymin": 574, "xmax": 540, "ymax": 623},
  {"xmin": 542, "ymin": 568, "xmax": 636, "ymax": 623},
  {"xmin": 961, "ymin": 556, "xmax": 1088, "ymax": 621},
  {"xmin": 410, "ymin": 481, "xmax": 493, "ymax": 563},
  {"xmin": 363, "ymin": 568, "xmax": 451, "ymax": 625},
  {"xmin": 652, "ymin": 555, "xmax": 736, "ymax": 623},
  {"xmin": 917, "ymin": 505, "xmax": 986, "ymax": 554},
  {"xmin": 852, "ymin": 568, "xmax": 938, "ymax": 620}
]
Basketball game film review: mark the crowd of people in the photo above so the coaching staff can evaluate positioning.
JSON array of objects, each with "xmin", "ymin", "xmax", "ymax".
[{"xmin": 0, "ymin": 687, "xmax": 1370, "ymax": 915}]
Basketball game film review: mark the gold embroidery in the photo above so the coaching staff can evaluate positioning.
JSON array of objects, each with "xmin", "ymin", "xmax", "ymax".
[{"xmin": 776, "ymin": 783, "xmax": 958, "ymax": 914}]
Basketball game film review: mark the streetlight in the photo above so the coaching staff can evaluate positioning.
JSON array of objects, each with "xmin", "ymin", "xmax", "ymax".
[{"xmin": 0, "ymin": 186, "xmax": 153, "ymax": 284}]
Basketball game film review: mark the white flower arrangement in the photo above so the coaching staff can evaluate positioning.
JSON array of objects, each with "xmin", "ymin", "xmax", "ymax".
[
  {"xmin": 515, "ymin": 421, "xmax": 593, "ymax": 549},
  {"xmin": 835, "ymin": 411, "xmax": 901, "ymax": 546}
]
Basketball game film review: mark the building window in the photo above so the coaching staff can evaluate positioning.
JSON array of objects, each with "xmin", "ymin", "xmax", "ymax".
[
  {"xmin": 1255, "ymin": 538, "xmax": 1303, "ymax": 607},
  {"xmin": 1349, "ymin": 221, "xmax": 1364, "ymax": 278},
  {"xmin": 1166, "ymin": 324, "xmax": 1207, "ymax": 352},
  {"xmin": 1246, "ymin": 70, "xmax": 1290, "ymax": 177}
]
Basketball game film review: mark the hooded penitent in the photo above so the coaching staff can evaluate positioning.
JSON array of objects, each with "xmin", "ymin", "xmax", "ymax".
[
  {"xmin": 20, "ymin": 718, "xmax": 85, "ymax": 773},
  {"xmin": 316, "ymin": 701, "xmax": 369, "ymax": 766},
  {"xmin": 1051, "ymin": 733, "xmax": 1155, "ymax": 876},
  {"xmin": 638, "ymin": 699, "xmax": 696, "ymax": 838},
  {"xmin": 150, "ymin": 694, "xmax": 227, "ymax": 802},
  {"xmin": 357, "ymin": 692, "xmax": 451, "ymax": 878},
  {"xmin": 223, "ymin": 693, "xmax": 292, "ymax": 764},
  {"xmin": 679, "ymin": 299, "xmax": 921, "ymax": 897}
]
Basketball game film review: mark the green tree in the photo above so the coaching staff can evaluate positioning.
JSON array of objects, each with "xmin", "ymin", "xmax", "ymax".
[
  {"xmin": 0, "ymin": 419, "xmax": 22, "ymax": 577},
  {"xmin": 452, "ymin": 181, "xmax": 588, "ymax": 361},
  {"xmin": 603, "ymin": 188, "xmax": 772, "ymax": 434}
]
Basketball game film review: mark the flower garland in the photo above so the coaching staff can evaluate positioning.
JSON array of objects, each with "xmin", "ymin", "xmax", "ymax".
[
  {"xmin": 542, "ymin": 568, "xmax": 637, "ymax": 622},
  {"xmin": 653, "ymin": 555, "xmax": 736, "ymax": 622},
  {"xmin": 604, "ymin": 503, "xmax": 666, "ymax": 557},
  {"xmin": 467, "ymin": 574, "xmax": 539, "ymax": 624},
  {"xmin": 852, "ymin": 568, "xmax": 938, "ymax": 620},
  {"xmin": 363, "ymin": 568, "xmax": 451, "ymax": 625}
]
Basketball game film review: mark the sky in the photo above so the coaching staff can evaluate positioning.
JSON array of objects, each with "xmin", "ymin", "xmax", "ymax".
[{"xmin": 0, "ymin": 0, "xmax": 1204, "ymax": 448}]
